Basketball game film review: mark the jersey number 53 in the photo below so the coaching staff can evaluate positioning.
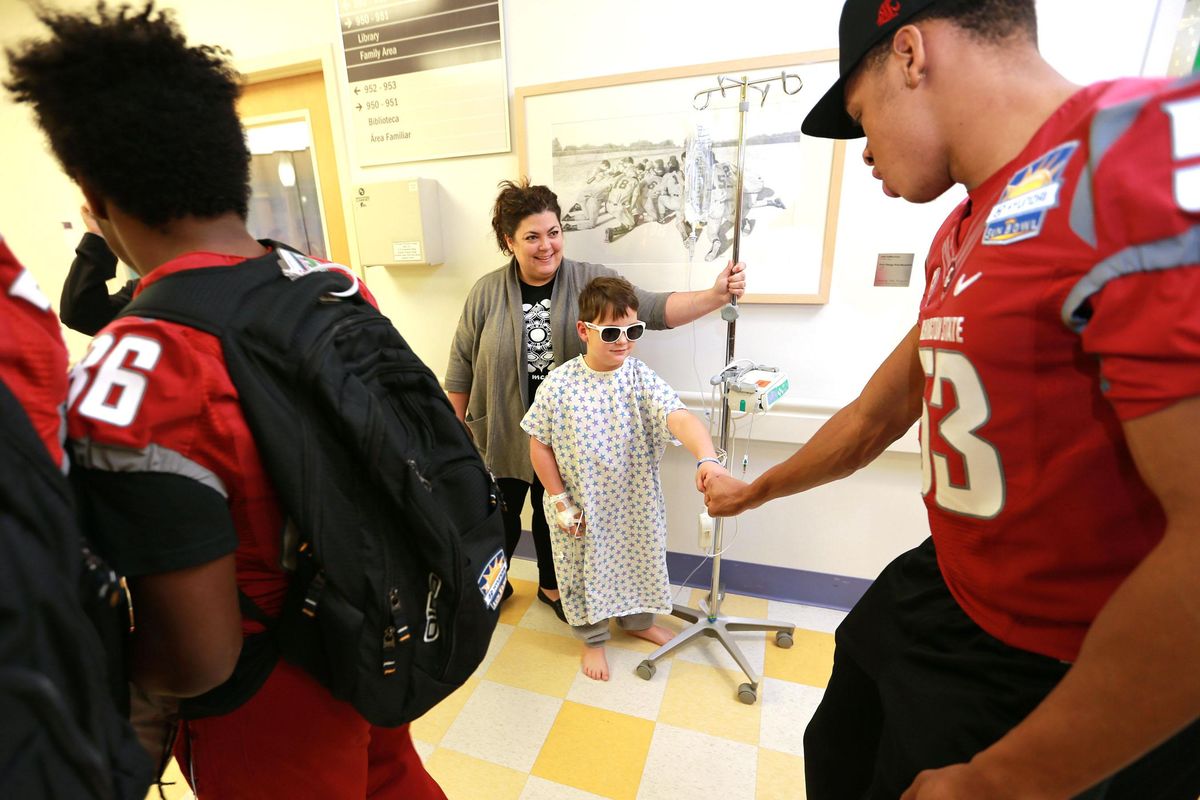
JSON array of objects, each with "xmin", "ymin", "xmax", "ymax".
[{"xmin": 918, "ymin": 347, "xmax": 1006, "ymax": 519}]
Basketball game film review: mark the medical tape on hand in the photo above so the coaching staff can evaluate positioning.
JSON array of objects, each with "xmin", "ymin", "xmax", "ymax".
[{"xmin": 548, "ymin": 491, "xmax": 583, "ymax": 531}]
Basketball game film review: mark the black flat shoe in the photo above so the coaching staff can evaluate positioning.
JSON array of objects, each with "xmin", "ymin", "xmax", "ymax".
[
  {"xmin": 501, "ymin": 582, "xmax": 514, "ymax": 603},
  {"xmin": 537, "ymin": 588, "xmax": 568, "ymax": 623}
]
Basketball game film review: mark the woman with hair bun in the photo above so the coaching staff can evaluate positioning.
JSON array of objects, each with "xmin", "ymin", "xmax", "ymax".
[{"xmin": 446, "ymin": 179, "xmax": 745, "ymax": 620}]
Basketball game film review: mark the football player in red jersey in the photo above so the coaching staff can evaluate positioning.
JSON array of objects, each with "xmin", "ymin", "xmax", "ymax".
[
  {"xmin": 703, "ymin": 0, "xmax": 1200, "ymax": 798},
  {"xmin": 6, "ymin": 5, "xmax": 444, "ymax": 798},
  {"xmin": 0, "ymin": 235, "xmax": 69, "ymax": 468}
]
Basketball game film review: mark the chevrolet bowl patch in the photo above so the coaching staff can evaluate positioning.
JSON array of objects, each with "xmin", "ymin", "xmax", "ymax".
[
  {"xmin": 478, "ymin": 548, "xmax": 508, "ymax": 611},
  {"xmin": 983, "ymin": 141, "xmax": 1078, "ymax": 246}
]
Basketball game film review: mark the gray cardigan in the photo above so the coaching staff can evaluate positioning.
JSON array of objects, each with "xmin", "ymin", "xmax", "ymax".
[{"xmin": 445, "ymin": 257, "xmax": 671, "ymax": 482}]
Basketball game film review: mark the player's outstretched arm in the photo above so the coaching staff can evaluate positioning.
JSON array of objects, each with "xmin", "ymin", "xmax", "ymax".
[
  {"xmin": 705, "ymin": 324, "xmax": 924, "ymax": 517},
  {"xmin": 904, "ymin": 394, "xmax": 1200, "ymax": 799}
]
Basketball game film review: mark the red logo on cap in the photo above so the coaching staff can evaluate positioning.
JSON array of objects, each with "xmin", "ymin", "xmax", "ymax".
[{"xmin": 877, "ymin": 0, "xmax": 901, "ymax": 25}]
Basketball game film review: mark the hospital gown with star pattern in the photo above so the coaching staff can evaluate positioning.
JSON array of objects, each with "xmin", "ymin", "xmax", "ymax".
[{"xmin": 521, "ymin": 355, "xmax": 684, "ymax": 626}]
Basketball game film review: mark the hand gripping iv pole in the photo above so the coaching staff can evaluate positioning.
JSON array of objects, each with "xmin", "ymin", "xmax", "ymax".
[{"xmin": 635, "ymin": 72, "xmax": 801, "ymax": 704}]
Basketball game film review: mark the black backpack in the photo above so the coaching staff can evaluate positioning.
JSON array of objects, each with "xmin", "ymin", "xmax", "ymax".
[
  {"xmin": 118, "ymin": 244, "xmax": 506, "ymax": 727},
  {"xmin": 0, "ymin": 379, "xmax": 153, "ymax": 799}
]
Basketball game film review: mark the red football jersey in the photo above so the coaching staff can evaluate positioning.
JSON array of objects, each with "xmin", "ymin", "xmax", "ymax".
[
  {"xmin": 918, "ymin": 78, "xmax": 1200, "ymax": 662},
  {"xmin": 0, "ymin": 235, "xmax": 69, "ymax": 468},
  {"xmin": 67, "ymin": 249, "xmax": 371, "ymax": 630}
]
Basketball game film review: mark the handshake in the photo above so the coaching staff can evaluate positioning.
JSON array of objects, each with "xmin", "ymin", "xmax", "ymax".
[
  {"xmin": 549, "ymin": 457, "xmax": 754, "ymax": 539},
  {"xmin": 697, "ymin": 458, "xmax": 755, "ymax": 518}
]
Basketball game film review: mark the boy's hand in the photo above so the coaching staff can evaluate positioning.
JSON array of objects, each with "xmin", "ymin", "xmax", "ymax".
[
  {"xmin": 703, "ymin": 473, "xmax": 755, "ymax": 517},
  {"xmin": 550, "ymin": 493, "xmax": 585, "ymax": 538},
  {"xmin": 696, "ymin": 460, "xmax": 728, "ymax": 492}
]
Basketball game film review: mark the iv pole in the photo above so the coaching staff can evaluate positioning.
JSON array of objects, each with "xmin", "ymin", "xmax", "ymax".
[{"xmin": 635, "ymin": 72, "xmax": 801, "ymax": 704}]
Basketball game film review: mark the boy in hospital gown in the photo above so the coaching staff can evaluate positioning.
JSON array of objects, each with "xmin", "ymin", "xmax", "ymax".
[{"xmin": 521, "ymin": 276, "xmax": 728, "ymax": 680}]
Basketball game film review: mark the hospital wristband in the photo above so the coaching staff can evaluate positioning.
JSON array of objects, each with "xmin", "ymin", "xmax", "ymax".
[{"xmin": 696, "ymin": 457, "xmax": 722, "ymax": 469}]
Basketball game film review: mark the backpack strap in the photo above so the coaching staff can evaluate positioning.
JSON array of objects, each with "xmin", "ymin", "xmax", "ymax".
[{"xmin": 119, "ymin": 240, "xmax": 364, "ymax": 338}]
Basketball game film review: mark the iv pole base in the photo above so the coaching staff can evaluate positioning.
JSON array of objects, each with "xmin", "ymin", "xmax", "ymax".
[{"xmin": 634, "ymin": 601, "xmax": 796, "ymax": 705}]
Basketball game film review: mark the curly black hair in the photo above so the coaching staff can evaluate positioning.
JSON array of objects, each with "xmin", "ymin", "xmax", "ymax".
[
  {"xmin": 5, "ymin": 2, "xmax": 250, "ymax": 227},
  {"xmin": 490, "ymin": 178, "xmax": 562, "ymax": 255}
]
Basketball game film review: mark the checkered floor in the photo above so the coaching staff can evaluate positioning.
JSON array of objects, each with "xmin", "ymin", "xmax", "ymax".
[{"xmin": 154, "ymin": 556, "xmax": 842, "ymax": 799}]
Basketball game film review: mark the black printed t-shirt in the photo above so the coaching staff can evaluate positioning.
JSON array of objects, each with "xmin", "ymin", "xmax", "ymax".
[{"xmin": 520, "ymin": 275, "xmax": 555, "ymax": 408}]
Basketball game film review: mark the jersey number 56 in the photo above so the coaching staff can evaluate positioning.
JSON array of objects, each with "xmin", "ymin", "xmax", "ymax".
[{"xmin": 68, "ymin": 333, "xmax": 162, "ymax": 427}]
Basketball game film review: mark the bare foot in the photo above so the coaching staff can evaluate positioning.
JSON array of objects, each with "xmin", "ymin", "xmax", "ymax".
[
  {"xmin": 581, "ymin": 645, "xmax": 609, "ymax": 681},
  {"xmin": 628, "ymin": 624, "xmax": 676, "ymax": 646}
]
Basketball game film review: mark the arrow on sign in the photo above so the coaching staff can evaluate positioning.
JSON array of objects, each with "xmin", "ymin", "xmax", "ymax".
[{"xmin": 354, "ymin": 87, "xmax": 360, "ymax": 95}]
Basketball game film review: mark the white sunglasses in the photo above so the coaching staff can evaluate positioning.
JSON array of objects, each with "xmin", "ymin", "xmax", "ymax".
[{"xmin": 583, "ymin": 321, "xmax": 646, "ymax": 342}]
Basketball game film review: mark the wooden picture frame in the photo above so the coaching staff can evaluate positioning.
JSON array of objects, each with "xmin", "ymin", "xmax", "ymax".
[{"xmin": 514, "ymin": 51, "xmax": 846, "ymax": 304}]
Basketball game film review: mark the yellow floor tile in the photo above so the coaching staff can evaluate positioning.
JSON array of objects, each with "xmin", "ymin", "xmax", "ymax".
[
  {"xmin": 762, "ymin": 628, "xmax": 834, "ymax": 689},
  {"xmin": 756, "ymin": 748, "xmax": 807, "ymax": 800},
  {"xmin": 657, "ymin": 659, "xmax": 762, "ymax": 744},
  {"xmin": 410, "ymin": 676, "xmax": 480, "ymax": 745},
  {"xmin": 425, "ymin": 747, "xmax": 528, "ymax": 800},
  {"xmin": 485, "ymin": 626, "xmax": 583, "ymax": 698},
  {"xmin": 532, "ymin": 700, "xmax": 655, "ymax": 800},
  {"xmin": 499, "ymin": 578, "xmax": 538, "ymax": 625}
]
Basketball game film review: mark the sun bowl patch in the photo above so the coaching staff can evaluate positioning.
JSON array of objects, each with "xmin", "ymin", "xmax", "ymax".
[
  {"xmin": 983, "ymin": 141, "xmax": 1078, "ymax": 246},
  {"xmin": 478, "ymin": 548, "xmax": 508, "ymax": 611}
]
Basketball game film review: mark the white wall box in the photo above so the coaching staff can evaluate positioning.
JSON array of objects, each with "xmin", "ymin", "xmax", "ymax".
[{"xmin": 352, "ymin": 178, "xmax": 444, "ymax": 267}]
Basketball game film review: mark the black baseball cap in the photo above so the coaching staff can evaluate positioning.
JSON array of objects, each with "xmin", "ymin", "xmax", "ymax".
[{"xmin": 802, "ymin": 0, "xmax": 940, "ymax": 140}]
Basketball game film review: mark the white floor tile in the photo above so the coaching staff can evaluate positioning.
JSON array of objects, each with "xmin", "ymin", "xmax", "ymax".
[
  {"xmin": 565, "ymin": 644, "xmax": 672, "ymax": 720},
  {"xmin": 766, "ymin": 600, "xmax": 847, "ymax": 635},
  {"xmin": 440, "ymin": 680, "xmax": 562, "ymax": 773},
  {"xmin": 516, "ymin": 594, "xmax": 576, "ymax": 638},
  {"xmin": 508, "ymin": 556, "xmax": 540, "ymax": 583},
  {"xmin": 636, "ymin": 723, "xmax": 758, "ymax": 800},
  {"xmin": 412, "ymin": 738, "xmax": 435, "ymax": 762},
  {"xmin": 759, "ymin": 678, "xmax": 825, "ymax": 757},
  {"xmin": 519, "ymin": 776, "xmax": 610, "ymax": 800}
]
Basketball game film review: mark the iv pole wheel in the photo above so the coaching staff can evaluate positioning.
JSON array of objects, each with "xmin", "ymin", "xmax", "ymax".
[
  {"xmin": 775, "ymin": 631, "xmax": 794, "ymax": 649},
  {"xmin": 737, "ymin": 683, "xmax": 758, "ymax": 705},
  {"xmin": 636, "ymin": 661, "xmax": 656, "ymax": 681}
]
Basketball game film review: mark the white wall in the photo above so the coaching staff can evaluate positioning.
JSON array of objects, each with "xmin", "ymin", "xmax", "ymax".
[{"xmin": 0, "ymin": 0, "xmax": 1165, "ymax": 580}]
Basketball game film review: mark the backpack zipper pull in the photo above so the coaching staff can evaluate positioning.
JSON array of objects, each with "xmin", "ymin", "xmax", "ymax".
[
  {"xmin": 383, "ymin": 588, "xmax": 410, "ymax": 677},
  {"xmin": 382, "ymin": 626, "xmax": 397, "ymax": 675},
  {"xmin": 302, "ymin": 572, "xmax": 326, "ymax": 618}
]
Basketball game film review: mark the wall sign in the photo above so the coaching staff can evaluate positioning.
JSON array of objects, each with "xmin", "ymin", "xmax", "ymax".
[{"xmin": 336, "ymin": 0, "xmax": 511, "ymax": 165}]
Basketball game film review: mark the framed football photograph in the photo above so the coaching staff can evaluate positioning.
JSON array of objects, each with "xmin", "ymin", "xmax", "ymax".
[{"xmin": 514, "ymin": 50, "xmax": 846, "ymax": 304}]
